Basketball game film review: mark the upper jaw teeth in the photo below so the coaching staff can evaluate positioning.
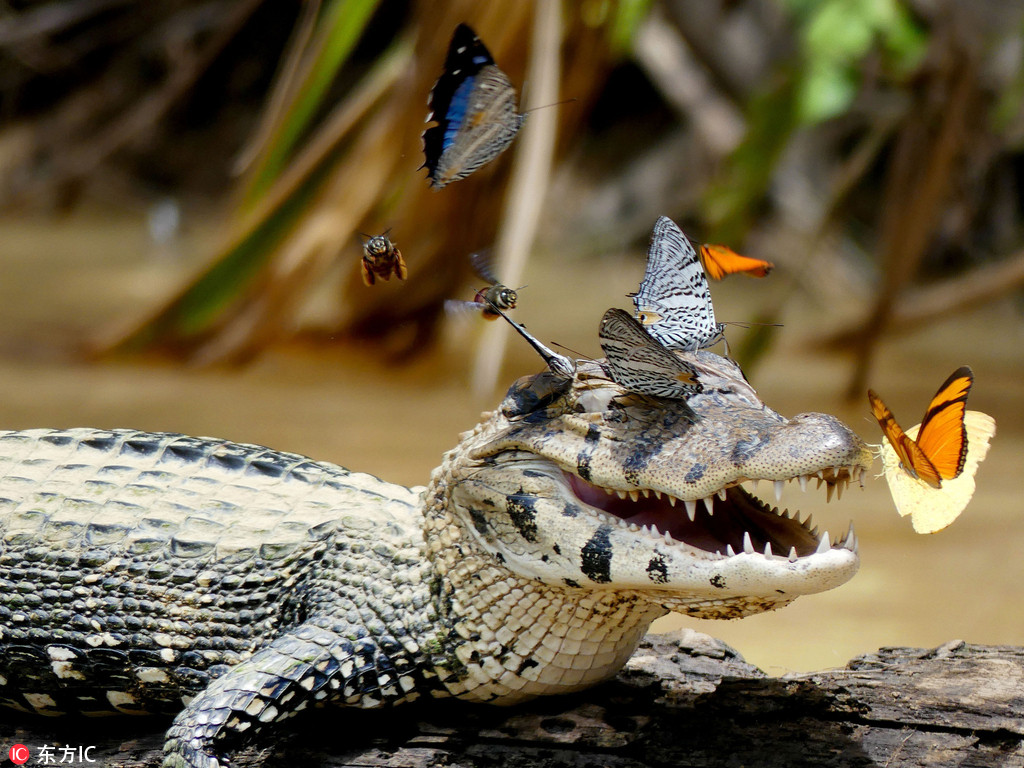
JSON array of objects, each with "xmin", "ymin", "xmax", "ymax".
[
  {"xmin": 759, "ymin": 464, "xmax": 867, "ymax": 505},
  {"xmin": 589, "ymin": 464, "xmax": 865, "ymax": 560},
  {"xmin": 598, "ymin": 462, "xmax": 867, "ymax": 512}
]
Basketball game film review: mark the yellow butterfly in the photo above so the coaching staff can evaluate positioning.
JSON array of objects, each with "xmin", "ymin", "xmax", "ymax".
[{"xmin": 868, "ymin": 366, "xmax": 995, "ymax": 534}]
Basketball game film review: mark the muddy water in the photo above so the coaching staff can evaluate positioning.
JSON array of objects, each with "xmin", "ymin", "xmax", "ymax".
[{"xmin": 2, "ymin": 212, "xmax": 1021, "ymax": 673}]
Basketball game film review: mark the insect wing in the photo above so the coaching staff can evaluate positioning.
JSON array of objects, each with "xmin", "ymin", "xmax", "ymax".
[
  {"xmin": 868, "ymin": 389, "xmax": 941, "ymax": 487},
  {"xmin": 468, "ymin": 249, "xmax": 500, "ymax": 285},
  {"xmin": 361, "ymin": 259, "xmax": 376, "ymax": 287},
  {"xmin": 599, "ymin": 308, "xmax": 701, "ymax": 399},
  {"xmin": 445, "ymin": 299, "xmax": 487, "ymax": 318},
  {"xmin": 422, "ymin": 24, "xmax": 524, "ymax": 188},
  {"xmin": 869, "ymin": 366, "xmax": 975, "ymax": 490},
  {"xmin": 880, "ymin": 410, "xmax": 995, "ymax": 534},
  {"xmin": 632, "ymin": 217, "xmax": 722, "ymax": 351},
  {"xmin": 914, "ymin": 366, "xmax": 973, "ymax": 481},
  {"xmin": 391, "ymin": 246, "xmax": 408, "ymax": 280},
  {"xmin": 872, "ymin": 366, "xmax": 994, "ymax": 534},
  {"xmin": 699, "ymin": 244, "xmax": 774, "ymax": 280}
]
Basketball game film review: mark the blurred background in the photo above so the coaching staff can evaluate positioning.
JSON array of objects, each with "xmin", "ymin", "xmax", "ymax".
[{"xmin": 1, "ymin": 0, "xmax": 1022, "ymax": 673}]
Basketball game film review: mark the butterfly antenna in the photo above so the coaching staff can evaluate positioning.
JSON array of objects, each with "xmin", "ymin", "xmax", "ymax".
[
  {"xmin": 722, "ymin": 320, "xmax": 785, "ymax": 329},
  {"xmin": 521, "ymin": 97, "xmax": 577, "ymax": 116},
  {"xmin": 551, "ymin": 340, "xmax": 595, "ymax": 361},
  {"xmin": 486, "ymin": 301, "xmax": 576, "ymax": 380}
]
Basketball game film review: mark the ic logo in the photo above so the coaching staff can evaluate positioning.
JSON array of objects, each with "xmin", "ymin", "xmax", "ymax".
[{"xmin": 8, "ymin": 744, "xmax": 30, "ymax": 765}]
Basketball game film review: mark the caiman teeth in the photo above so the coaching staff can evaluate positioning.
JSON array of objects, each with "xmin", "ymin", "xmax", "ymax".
[
  {"xmin": 774, "ymin": 480, "xmax": 784, "ymax": 503},
  {"xmin": 816, "ymin": 531, "xmax": 831, "ymax": 554},
  {"xmin": 684, "ymin": 499, "xmax": 697, "ymax": 522},
  {"xmin": 842, "ymin": 522, "xmax": 858, "ymax": 552},
  {"xmin": 563, "ymin": 468, "xmax": 860, "ymax": 561}
]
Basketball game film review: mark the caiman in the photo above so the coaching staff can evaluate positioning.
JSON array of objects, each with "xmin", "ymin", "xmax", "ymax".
[{"xmin": 0, "ymin": 350, "xmax": 871, "ymax": 768}]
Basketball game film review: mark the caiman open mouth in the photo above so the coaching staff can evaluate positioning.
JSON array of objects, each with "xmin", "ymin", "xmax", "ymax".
[{"xmin": 564, "ymin": 468, "xmax": 863, "ymax": 560}]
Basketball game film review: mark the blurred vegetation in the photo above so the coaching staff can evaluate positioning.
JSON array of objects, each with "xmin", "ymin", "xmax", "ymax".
[{"xmin": 1, "ymin": 0, "xmax": 1023, "ymax": 390}]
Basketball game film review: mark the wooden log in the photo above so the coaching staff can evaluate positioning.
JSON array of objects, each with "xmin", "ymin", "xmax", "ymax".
[{"xmin": 2, "ymin": 630, "xmax": 1022, "ymax": 767}]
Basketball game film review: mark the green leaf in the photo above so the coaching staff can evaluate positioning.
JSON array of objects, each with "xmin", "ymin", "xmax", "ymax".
[
  {"xmin": 242, "ymin": 0, "xmax": 382, "ymax": 207},
  {"xmin": 799, "ymin": 61, "xmax": 858, "ymax": 124}
]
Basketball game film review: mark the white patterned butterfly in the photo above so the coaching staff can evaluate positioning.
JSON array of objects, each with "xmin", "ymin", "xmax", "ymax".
[
  {"xmin": 630, "ymin": 216, "xmax": 724, "ymax": 351},
  {"xmin": 598, "ymin": 308, "xmax": 702, "ymax": 400}
]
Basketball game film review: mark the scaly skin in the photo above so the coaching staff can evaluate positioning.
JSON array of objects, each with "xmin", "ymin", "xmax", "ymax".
[{"xmin": 0, "ymin": 350, "xmax": 871, "ymax": 768}]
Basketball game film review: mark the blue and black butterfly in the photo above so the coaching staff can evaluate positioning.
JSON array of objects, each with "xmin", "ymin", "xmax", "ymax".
[{"xmin": 422, "ymin": 23, "xmax": 525, "ymax": 189}]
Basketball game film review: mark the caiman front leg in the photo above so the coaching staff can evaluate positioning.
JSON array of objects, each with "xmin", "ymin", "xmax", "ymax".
[{"xmin": 161, "ymin": 616, "xmax": 424, "ymax": 768}]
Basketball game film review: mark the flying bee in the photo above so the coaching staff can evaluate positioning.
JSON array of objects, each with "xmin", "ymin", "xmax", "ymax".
[
  {"xmin": 472, "ymin": 283, "xmax": 518, "ymax": 319},
  {"xmin": 360, "ymin": 229, "xmax": 408, "ymax": 286},
  {"xmin": 445, "ymin": 251, "xmax": 521, "ymax": 320}
]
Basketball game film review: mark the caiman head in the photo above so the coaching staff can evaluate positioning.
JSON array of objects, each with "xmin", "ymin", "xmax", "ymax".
[{"xmin": 426, "ymin": 352, "xmax": 871, "ymax": 622}]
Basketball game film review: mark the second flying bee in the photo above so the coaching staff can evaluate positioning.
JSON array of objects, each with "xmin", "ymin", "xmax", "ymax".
[{"xmin": 361, "ymin": 230, "xmax": 408, "ymax": 286}]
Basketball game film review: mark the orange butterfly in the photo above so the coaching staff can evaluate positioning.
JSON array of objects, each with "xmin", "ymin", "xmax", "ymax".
[
  {"xmin": 867, "ymin": 366, "xmax": 974, "ymax": 488},
  {"xmin": 698, "ymin": 243, "xmax": 774, "ymax": 281}
]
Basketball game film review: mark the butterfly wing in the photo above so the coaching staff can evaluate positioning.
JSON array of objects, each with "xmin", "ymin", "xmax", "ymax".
[
  {"xmin": 422, "ymin": 25, "xmax": 523, "ymax": 189},
  {"xmin": 881, "ymin": 410, "xmax": 996, "ymax": 533},
  {"xmin": 423, "ymin": 25, "xmax": 491, "ymax": 181},
  {"xmin": 914, "ymin": 366, "xmax": 973, "ymax": 482},
  {"xmin": 632, "ymin": 217, "xmax": 723, "ymax": 351},
  {"xmin": 598, "ymin": 308, "xmax": 702, "ymax": 400},
  {"xmin": 699, "ymin": 244, "xmax": 774, "ymax": 280},
  {"xmin": 868, "ymin": 389, "xmax": 942, "ymax": 487}
]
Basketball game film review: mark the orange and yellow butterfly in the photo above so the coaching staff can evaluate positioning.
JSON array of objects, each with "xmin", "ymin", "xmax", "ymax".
[
  {"xmin": 868, "ymin": 366, "xmax": 996, "ymax": 534},
  {"xmin": 697, "ymin": 243, "xmax": 774, "ymax": 281}
]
